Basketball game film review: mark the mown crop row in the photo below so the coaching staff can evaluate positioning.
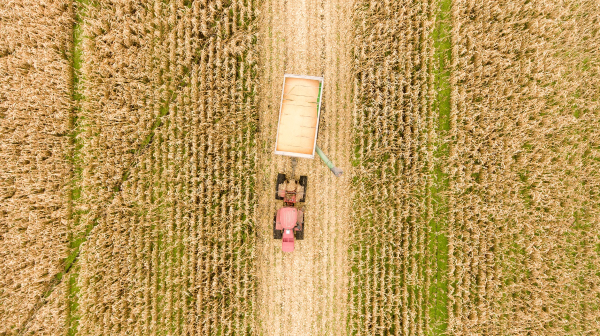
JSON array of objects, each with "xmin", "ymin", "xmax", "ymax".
[
  {"xmin": 76, "ymin": 0, "xmax": 258, "ymax": 334},
  {"xmin": 0, "ymin": 1, "xmax": 73, "ymax": 334},
  {"xmin": 448, "ymin": 0, "xmax": 600, "ymax": 334}
]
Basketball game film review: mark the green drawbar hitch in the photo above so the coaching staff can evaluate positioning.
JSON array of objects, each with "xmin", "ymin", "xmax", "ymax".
[{"xmin": 315, "ymin": 145, "xmax": 343, "ymax": 177}]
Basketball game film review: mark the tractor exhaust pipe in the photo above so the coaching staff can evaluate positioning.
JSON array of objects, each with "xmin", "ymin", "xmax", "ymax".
[{"xmin": 315, "ymin": 145, "xmax": 343, "ymax": 177}]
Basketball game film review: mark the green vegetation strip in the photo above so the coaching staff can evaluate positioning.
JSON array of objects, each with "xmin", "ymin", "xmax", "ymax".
[
  {"xmin": 429, "ymin": 0, "xmax": 452, "ymax": 334},
  {"xmin": 67, "ymin": 0, "xmax": 86, "ymax": 334}
]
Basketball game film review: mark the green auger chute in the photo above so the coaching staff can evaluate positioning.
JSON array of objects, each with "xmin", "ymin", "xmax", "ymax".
[{"xmin": 315, "ymin": 145, "xmax": 343, "ymax": 177}]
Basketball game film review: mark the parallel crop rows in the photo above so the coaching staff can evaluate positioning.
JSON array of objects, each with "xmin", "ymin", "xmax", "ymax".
[
  {"xmin": 2, "ymin": 0, "xmax": 599, "ymax": 335},
  {"xmin": 77, "ymin": 0, "xmax": 258, "ymax": 334},
  {"xmin": 0, "ymin": 1, "xmax": 73, "ymax": 334},
  {"xmin": 449, "ymin": 0, "xmax": 600, "ymax": 334},
  {"xmin": 349, "ymin": 1, "xmax": 439, "ymax": 334}
]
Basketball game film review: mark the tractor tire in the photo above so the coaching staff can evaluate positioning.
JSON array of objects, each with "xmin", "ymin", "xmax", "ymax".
[
  {"xmin": 295, "ymin": 210, "xmax": 304, "ymax": 240},
  {"xmin": 295, "ymin": 224, "xmax": 304, "ymax": 240},
  {"xmin": 298, "ymin": 175, "xmax": 308, "ymax": 202},
  {"xmin": 275, "ymin": 173, "xmax": 286, "ymax": 200},
  {"xmin": 273, "ymin": 215, "xmax": 282, "ymax": 239}
]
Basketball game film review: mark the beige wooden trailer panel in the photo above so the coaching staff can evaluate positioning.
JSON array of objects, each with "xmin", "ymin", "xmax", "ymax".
[{"xmin": 274, "ymin": 74, "xmax": 323, "ymax": 159}]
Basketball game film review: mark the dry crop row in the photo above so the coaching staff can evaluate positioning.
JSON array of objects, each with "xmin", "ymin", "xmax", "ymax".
[
  {"xmin": 448, "ymin": 0, "xmax": 600, "ymax": 334},
  {"xmin": 76, "ymin": 0, "xmax": 258, "ymax": 334},
  {"xmin": 349, "ymin": 0, "xmax": 442, "ymax": 334},
  {"xmin": 0, "ymin": 1, "xmax": 73, "ymax": 334}
]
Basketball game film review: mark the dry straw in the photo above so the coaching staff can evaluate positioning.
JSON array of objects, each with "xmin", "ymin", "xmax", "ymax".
[
  {"xmin": 76, "ymin": 0, "xmax": 258, "ymax": 334},
  {"xmin": 0, "ymin": 1, "xmax": 73, "ymax": 334},
  {"xmin": 448, "ymin": 0, "xmax": 600, "ymax": 334},
  {"xmin": 349, "ymin": 0, "xmax": 437, "ymax": 334}
]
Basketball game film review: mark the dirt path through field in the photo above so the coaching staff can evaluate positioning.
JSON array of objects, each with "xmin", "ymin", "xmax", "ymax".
[{"xmin": 255, "ymin": 0, "xmax": 354, "ymax": 334}]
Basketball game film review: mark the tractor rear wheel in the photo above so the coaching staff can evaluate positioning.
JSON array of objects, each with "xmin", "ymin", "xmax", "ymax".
[
  {"xmin": 275, "ymin": 173, "xmax": 286, "ymax": 200},
  {"xmin": 298, "ymin": 175, "xmax": 308, "ymax": 202},
  {"xmin": 295, "ymin": 224, "xmax": 304, "ymax": 240},
  {"xmin": 273, "ymin": 215, "xmax": 282, "ymax": 239},
  {"xmin": 295, "ymin": 212, "xmax": 304, "ymax": 240}
]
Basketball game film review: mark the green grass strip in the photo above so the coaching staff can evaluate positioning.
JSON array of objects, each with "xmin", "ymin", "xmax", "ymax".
[
  {"xmin": 66, "ymin": 0, "xmax": 88, "ymax": 334},
  {"xmin": 429, "ymin": 0, "xmax": 452, "ymax": 334}
]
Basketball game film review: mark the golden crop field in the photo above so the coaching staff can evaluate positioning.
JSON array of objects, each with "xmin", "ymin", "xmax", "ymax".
[
  {"xmin": 448, "ymin": 0, "xmax": 600, "ymax": 333},
  {"xmin": 1, "ymin": 0, "xmax": 599, "ymax": 335},
  {"xmin": 0, "ymin": 0, "xmax": 73, "ymax": 334},
  {"xmin": 350, "ymin": 0, "xmax": 438, "ymax": 334},
  {"xmin": 76, "ymin": 0, "xmax": 258, "ymax": 334}
]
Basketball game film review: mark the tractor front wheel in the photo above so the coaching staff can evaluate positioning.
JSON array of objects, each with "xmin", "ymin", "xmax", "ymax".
[
  {"xmin": 298, "ymin": 175, "xmax": 308, "ymax": 202},
  {"xmin": 275, "ymin": 173, "xmax": 286, "ymax": 200}
]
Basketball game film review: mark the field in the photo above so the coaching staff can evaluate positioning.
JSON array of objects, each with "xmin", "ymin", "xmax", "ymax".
[
  {"xmin": 448, "ymin": 0, "xmax": 600, "ymax": 333},
  {"xmin": 75, "ymin": 0, "xmax": 258, "ymax": 334},
  {"xmin": 1, "ymin": 0, "xmax": 599, "ymax": 335},
  {"xmin": 0, "ymin": 1, "xmax": 72, "ymax": 334}
]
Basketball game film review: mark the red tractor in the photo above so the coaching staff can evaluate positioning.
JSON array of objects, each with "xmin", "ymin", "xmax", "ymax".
[
  {"xmin": 273, "ymin": 172, "xmax": 307, "ymax": 252},
  {"xmin": 271, "ymin": 74, "xmax": 341, "ymax": 252}
]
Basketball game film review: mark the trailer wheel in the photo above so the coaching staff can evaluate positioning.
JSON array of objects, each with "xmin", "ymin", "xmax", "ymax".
[
  {"xmin": 273, "ymin": 215, "xmax": 282, "ymax": 239},
  {"xmin": 275, "ymin": 173, "xmax": 286, "ymax": 200},
  {"xmin": 298, "ymin": 176, "xmax": 308, "ymax": 202}
]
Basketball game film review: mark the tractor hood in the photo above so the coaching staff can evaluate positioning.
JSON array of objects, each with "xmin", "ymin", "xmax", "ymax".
[{"xmin": 277, "ymin": 207, "xmax": 298, "ymax": 229}]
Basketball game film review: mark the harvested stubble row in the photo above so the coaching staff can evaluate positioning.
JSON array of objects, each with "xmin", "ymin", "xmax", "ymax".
[
  {"xmin": 349, "ymin": 0, "xmax": 442, "ymax": 334},
  {"xmin": 76, "ymin": 0, "xmax": 258, "ymax": 334},
  {"xmin": 448, "ymin": 0, "xmax": 600, "ymax": 334},
  {"xmin": 0, "ymin": 0, "xmax": 73, "ymax": 334}
]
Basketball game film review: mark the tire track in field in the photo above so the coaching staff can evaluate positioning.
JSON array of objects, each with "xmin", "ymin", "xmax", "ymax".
[{"xmin": 255, "ymin": 0, "xmax": 354, "ymax": 335}]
